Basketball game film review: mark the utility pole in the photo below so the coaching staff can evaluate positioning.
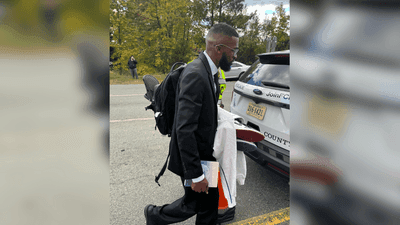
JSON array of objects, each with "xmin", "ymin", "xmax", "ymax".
[
  {"xmin": 266, "ymin": 36, "xmax": 271, "ymax": 53},
  {"xmin": 266, "ymin": 36, "xmax": 277, "ymax": 52},
  {"xmin": 271, "ymin": 36, "xmax": 277, "ymax": 52}
]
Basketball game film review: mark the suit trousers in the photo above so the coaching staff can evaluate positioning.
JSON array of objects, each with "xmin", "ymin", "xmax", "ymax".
[
  {"xmin": 130, "ymin": 68, "xmax": 138, "ymax": 79},
  {"xmin": 147, "ymin": 177, "xmax": 219, "ymax": 225}
]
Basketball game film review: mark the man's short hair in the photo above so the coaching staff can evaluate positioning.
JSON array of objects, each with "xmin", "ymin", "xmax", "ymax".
[{"xmin": 206, "ymin": 23, "xmax": 239, "ymax": 40}]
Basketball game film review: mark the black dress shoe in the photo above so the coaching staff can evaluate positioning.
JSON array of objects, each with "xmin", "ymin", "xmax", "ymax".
[
  {"xmin": 217, "ymin": 206, "xmax": 235, "ymax": 224},
  {"xmin": 144, "ymin": 204, "xmax": 156, "ymax": 224}
]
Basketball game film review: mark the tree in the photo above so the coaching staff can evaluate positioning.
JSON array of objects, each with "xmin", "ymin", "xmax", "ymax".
[
  {"xmin": 110, "ymin": 0, "xmax": 130, "ymax": 74},
  {"xmin": 261, "ymin": 4, "xmax": 290, "ymax": 51},
  {"xmin": 219, "ymin": 0, "xmax": 254, "ymax": 32},
  {"xmin": 236, "ymin": 13, "xmax": 265, "ymax": 65},
  {"xmin": 109, "ymin": 0, "xmax": 289, "ymax": 75},
  {"xmin": 196, "ymin": 0, "xmax": 253, "ymax": 31},
  {"xmin": 135, "ymin": 0, "xmax": 195, "ymax": 73},
  {"xmin": 110, "ymin": 0, "xmax": 195, "ymax": 74}
]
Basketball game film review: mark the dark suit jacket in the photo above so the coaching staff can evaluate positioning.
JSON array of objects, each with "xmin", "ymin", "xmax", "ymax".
[{"xmin": 167, "ymin": 52, "xmax": 218, "ymax": 179}]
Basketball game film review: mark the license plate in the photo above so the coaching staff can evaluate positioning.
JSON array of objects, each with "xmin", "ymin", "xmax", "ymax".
[{"xmin": 246, "ymin": 102, "xmax": 266, "ymax": 120}]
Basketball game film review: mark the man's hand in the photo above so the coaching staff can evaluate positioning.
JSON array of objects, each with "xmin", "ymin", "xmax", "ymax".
[{"xmin": 191, "ymin": 178, "xmax": 209, "ymax": 194}]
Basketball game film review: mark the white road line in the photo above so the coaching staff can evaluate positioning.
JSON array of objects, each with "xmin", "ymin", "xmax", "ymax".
[
  {"xmin": 110, "ymin": 118, "xmax": 153, "ymax": 123},
  {"xmin": 110, "ymin": 94, "xmax": 143, "ymax": 97}
]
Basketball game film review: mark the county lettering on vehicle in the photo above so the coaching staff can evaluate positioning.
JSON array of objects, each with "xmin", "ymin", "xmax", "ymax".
[{"xmin": 263, "ymin": 131, "xmax": 290, "ymax": 147}]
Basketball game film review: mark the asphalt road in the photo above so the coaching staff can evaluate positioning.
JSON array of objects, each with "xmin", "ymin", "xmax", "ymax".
[{"xmin": 110, "ymin": 80, "xmax": 290, "ymax": 225}]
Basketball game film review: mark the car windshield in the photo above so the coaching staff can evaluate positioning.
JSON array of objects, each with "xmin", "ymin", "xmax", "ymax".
[{"xmin": 239, "ymin": 62, "xmax": 289, "ymax": 89}]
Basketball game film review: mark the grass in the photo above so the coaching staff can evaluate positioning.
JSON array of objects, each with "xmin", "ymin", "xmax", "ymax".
[{"xmin": 110, "ymin": 70, "xmax": 167, "ymax": 85}]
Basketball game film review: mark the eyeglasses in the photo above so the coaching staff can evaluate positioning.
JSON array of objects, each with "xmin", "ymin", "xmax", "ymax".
[{"xmin": 215, "ymin": 44, "xmax": 239, "ymax": 55}]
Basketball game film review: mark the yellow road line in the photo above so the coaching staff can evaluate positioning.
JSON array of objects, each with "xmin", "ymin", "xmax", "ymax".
[{"xmin": 228, "ymin": 207, "xmax": 290, "ymax": 225}]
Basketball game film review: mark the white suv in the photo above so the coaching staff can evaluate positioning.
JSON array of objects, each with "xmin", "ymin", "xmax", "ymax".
[{"xmin": 230, "ymin": 50, "xmax": 290, "ymax": 177}]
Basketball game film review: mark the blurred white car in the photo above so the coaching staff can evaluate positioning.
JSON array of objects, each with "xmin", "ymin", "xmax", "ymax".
[
  {"xmin": 224, "ymin": 61, "xmax": 250, "ymax": 80},
  {"xmin": 230, "ymin": 51, "xmax": 290, "ymax": 177}
]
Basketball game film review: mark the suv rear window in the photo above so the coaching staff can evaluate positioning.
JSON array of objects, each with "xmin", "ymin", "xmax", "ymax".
[{"xmin": 239, "ymin": 61, "xmax": 290, "ymax": 89}]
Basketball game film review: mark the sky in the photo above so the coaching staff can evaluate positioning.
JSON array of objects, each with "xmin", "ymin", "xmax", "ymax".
[{"xmin": 244, "ymin": 0, "xmax": 290, "ymax": 22}]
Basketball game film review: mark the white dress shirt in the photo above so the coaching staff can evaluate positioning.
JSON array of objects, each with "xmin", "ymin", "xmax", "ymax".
[{"xmin": 204, "ymin": 51, "xmax": 218, "ymax": 93}]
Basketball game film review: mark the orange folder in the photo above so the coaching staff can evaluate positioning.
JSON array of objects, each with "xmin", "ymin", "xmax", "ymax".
[{"xmin": 218, "ymin": 171, "xmax": 229, "ymax": 209}]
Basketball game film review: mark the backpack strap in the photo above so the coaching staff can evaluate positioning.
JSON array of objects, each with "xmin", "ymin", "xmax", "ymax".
[
  {"xmin": 155, "ymin": 150, "xmax": 170, "ymax": 186},
  {"xmin": 170, "ymin": 62, "xmax": 186, "ymax": 72}
]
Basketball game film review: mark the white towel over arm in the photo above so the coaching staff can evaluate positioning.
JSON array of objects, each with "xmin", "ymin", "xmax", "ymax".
[{"xmin": 213, "ymin": 107, "xmax": 247, "ymax": 208}]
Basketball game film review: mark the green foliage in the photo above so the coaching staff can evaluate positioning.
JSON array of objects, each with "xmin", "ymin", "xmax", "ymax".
[
  {"xmin": 2, "ymin": 0, "xmax": 108, "ymax": 44},
  {"xmin": 236, "ymin": 14, "xmax": 266, "ymax": 65},
  {"xmin": 110, "ymin": 0, "xmax": 290, "ymax": 75},
  {"xmin": 261, "ymin": 4, "xmax": 290, "ymax": 51},
  {"xmin": 111, "ymin": 0, "xmax": 198, "ymax": 74}
]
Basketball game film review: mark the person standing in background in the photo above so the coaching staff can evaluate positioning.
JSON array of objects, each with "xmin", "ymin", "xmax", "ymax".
[{"xmin": 128, "ymin": 55, "xmax": 138, "ymax": 79}]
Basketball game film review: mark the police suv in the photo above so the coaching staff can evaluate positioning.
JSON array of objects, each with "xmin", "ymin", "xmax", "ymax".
[{"xmin": 230, "ymin": 50, "xmax": 290, "ymax": 177}]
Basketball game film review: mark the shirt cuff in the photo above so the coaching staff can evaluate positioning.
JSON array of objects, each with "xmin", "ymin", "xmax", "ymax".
[{"xmin": 192, "ymin": 174, "xmax": 205, "ymax": 183}]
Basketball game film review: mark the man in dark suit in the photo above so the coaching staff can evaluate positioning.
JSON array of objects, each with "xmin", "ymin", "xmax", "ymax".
[{"xmin": 144, "ymin": 23, "xmax": 239, "ymax": 225}]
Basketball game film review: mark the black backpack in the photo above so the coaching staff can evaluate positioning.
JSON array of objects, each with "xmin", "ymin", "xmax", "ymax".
[
  {"xmin": 143, "ymin": 62, "xmax": 187, "ymax": 185},
  {"xmin": 143, "ymin": 62, "xmax": 186, "ymax": 136}
]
